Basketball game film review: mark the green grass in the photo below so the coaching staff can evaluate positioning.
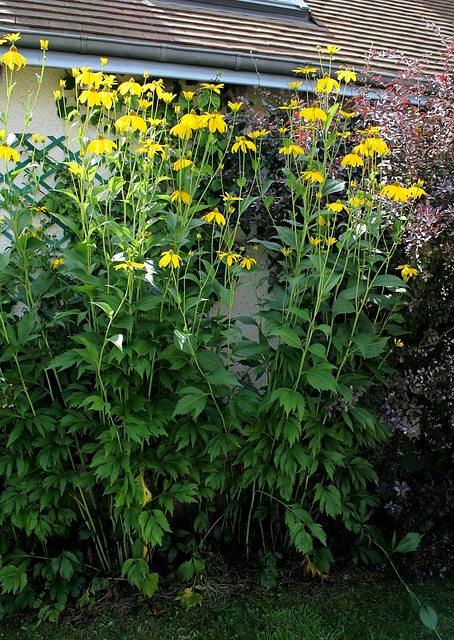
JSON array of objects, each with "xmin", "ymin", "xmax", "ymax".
[{"xmin": 2, "ymin": 571, "xmax": 453, "ymax": 640}]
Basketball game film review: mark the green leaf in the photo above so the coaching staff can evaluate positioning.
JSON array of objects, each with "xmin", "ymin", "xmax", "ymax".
[
  {"xmin": 314, "ymin": 484, "xmax": 342, "ymax": 517},
  {"xmin": 0, "ymin": 565, "xmax": 27, "ymax": 595},
  {"xmin": 49, "ymin": 350, "xmax": 78, "ymax": 371},
  {"xmin": 174, "ymin": 329, "xmax": 197, "ymax": 355},
  {"xmin": 205, "ymin": 369, "xmax": 238, "ymax": 387},
  {"xmin": 137, "ymin": 510, "xmax": 171, "ymax": 546},
  {"xmin": 353, "ymin": 334, "xmax": 388, "ymax": 359},
  {"xmin": 332, "ymin": 296, "xmax": 355, "ymax": 318},
  {"xmin": 270, "ymin": 388, "xmax": 305, "ymax": 421},
  {"xmin": 372, "ymin": 274, "xmax": 407, "ymax": 289},
  {"xmin": 270, "ymin": 327, "xmax": 303, "ymax": 349},
  {"xmin": 141, "ymin": 572, "xmax": 159, "ymax": 597},
  {"xmin": 305, "ymin": 364, "xmax": 338, "ymax": 392},
  {"xmin": 172, "ymin": 387, "xmax": 208, "ymax": 418},
  {"xmin": 393, "ymin": 532, "xmax": 423, "ymax": 554},
  {"xmin": 419, "ymin": 604, "xmax": 438, "ymax": 630}
]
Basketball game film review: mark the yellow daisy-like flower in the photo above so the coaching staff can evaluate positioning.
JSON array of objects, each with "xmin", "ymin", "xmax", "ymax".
[
  {"xmin": 118, "ymin": 79, "xmax": 143, "ymax": 96},
  {"xmin": 0, "ymin": 143, "xmax": 19, "ymax": 163},
  {"xmin": 315, "ymin": 76, "xmax": 340, "ymax": 93},
  {"xmin": 86, "ymin": 136, "xmax": 117, "ymax": 154},
  {"xmin": 309, "ymin": 237, "xmax": 322, "ymax": 245},
  {"xmin": 340, "ymin": 110, "xmax": 356, "ymax": 118},
  {"xmin": 114, "ymin": 260, "xmax": 146, "ymax": 271},
  {"xmin": 380, "ymin": 184, "xmax": 411, "ymax": 203},
  {"xmin": 98, "ymin": 91, "xmax": 116, "ymax": 109},
  {"xmin": 394, "ymin": 338, "xmax": 404, "ymax": 348},
  {"xmin": 100, "ymin": 57, "xmax": 108, "ymax": 67},
  {"xmin": 302, "ymin": 170, "xmax": 325, "ymax": 183},
  {"xmin": 217, "ymin": 250, "xmax": 241, "ymax": 266},
  {"xmin": 50, "ymin": 257, "xmax": 64, "ymax": 269},
  {"xmin": 353, "ymin": 138, "xmax": 390, "ymax": 157},
  {"xmin": 408, "ymin": 184, "xmax": 428, "ymax": 199},
  {"xmin": 201, "ymin": 112, "xmax": 228, "ymax": 133},
  {"xmin": 232, "ymin": 136, "xmax": 257, "ymax": 153},
  {"xmin": 135, "ymin": 141, "xmax": 166, "ymax": 159},
  {"xmin": 278, "ymin": 99, "xmax": 299, "ymax": 110},
  {"xmin": 228, "ymin": 101, "xmax": 243, "ymax": 112},
  {"xmin": 240, "ymin": 256, "xmax": 257, "ymax": 270},
  {"xmin": 161, "ymin": 91, "xmax": 177, "ymax": 104},
  {"xmin": 1, "ymin": 46, "xmax": 27, "ymax": 70},
  {"xmin": 341, "ymin": 153, "xmax": 364, "ymax": 168},
  {"xmin": 248, "ymin": 129, "xmax": 270, "ymax": 139},
  {"xmin": 200, "ymin": 82, "xmax": 224, "ymax": 94},
  {"xmin": 336, "ymin": 131, "xmax": 351, "ymax": 139},
  {"xmin": 159, "ymin": 250, "xmax": 183, "ymax": 268},
  {"xmin": 336, "ymin": 68, "xmax": 357, "ymax": 84},
  {"xmin": 279, "ymin": 143, "xmax": 304, "ymax": 158},
  {"xmin": 320, "ymin": 45, "xmax": 341, "ymax": 55},
  {"xmin": 170, "ymin": 189, "xmax": 191, "ymax": 204},
  {"xmin": 40, "ymin": 40, "xmax": 49, "ymax": 51},
  {"xmin": 138, "ymin": 98, "xmax": 152, "ymax": 109},
  {"xmin": 170, "ymin": 122, "xmax": 192, "ymax": 139},
  {"xmin": 171, "ymin": 158, "xmax": 193, "ymax": 171},
  {"xmin": 317, "ymin": 215, "xmax": 326, "ymax": 226},
  {"xmin": 288, "ymin": 81, "xmax": 302, "ymax": 90},
  {"xmin": 396, "ymin": 264, "xmax": 418, "ymax": 282},
  {"xmin": 76, "ymin": 68, "xmax": 103, "ymax": 89},
  {"xmin": 223, "ymin": 193, "xmax": 243, "ymax": 203},
  {"xmin": 292, "ymin": 66, "xmax": 317, "ymax": 74},
  {"xmin": 114, "ymin": 114, "xmax": 148, "ymax": 133},
  {"xmin": 299, "ymin": 106, "xmax": 327, "ymax": 122},
  {"xmin": 78, "ymin": 90, "xmax": 103, "ymax": 107},
  {"xmin": 327, "ymin": 201, "xmax": 347, "ymax": 213},
  {"xmin": 4, "ymin": 33, "xmax": 21, "ymax": 44},
  {"xmin": 326, "ymin": 237, "xmax": 337, "ymax": 246},
  {"xmin": 183, "ymin": 90, "xmax": 195, "ymax": 100},
  {"xmin": 281, "ymin": 247, "xmax": 292, "ymax": 257},
  {"xmin": 349, "ymin": 195, "xmax": 365, "ymax": 207},
  {"xmin": 202, "ymin": 209, "xmax": 226, "ymax": 226}
]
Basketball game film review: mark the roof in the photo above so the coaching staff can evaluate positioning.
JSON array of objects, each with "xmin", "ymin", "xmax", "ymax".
[{"xmin": 2, "ymin": 0, "xmax": 454, "ymax": 86}]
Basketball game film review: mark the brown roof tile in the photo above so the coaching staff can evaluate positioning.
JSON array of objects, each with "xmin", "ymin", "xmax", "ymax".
[{"xmin": 2, "ymin": 0, "xmax": 454, "ymax": 76}]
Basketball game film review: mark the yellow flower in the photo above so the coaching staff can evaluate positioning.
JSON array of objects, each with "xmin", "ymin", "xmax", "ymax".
[
  {"xmin": 170, "ymin": 122, "xmax": 192, "ymax": 139},
  {"xmin": 336, "ymin": 68, "xmax": 357, "ymax": 83},
  {"xmin": 135, "ymin": 141, "xmax": 166, "ymax": 158},
  {"xmin": 78, "ymin": 90, "xmax": 103, "ymax": 107},
  {"xmin": 279, "ymin": 143, "xmax": 304, "ymax": 158},
  {"xmin": 278, "ymin": 99, "xmax": 299, "ymax": 110},
  {"xmin": 240, "ymin": 256, "xmax": 257, "ymax": 270},
  {"xmin": 217, "ymin": 250, "xmax": 241, "ymax": 266},
  {"xmin": 59, "ymin": 79, "xmax": 66, "ymax": 88},
  {"xmin": 118, "ymin": 79, "xmax": 143, "ymax": 96},
  {"xmin": 114, "ymin": 114, "xmax": 147, "ymax": 132},
  {"xmin": 183, "ymin": 90, "xmax": 195, "ymax": 100},
  {"xmin": 340, "ymin": 110, "xmax": 356, "ymax": 118},
  {"xmin": 281, "ymin": 247, "xmax": 292, "ymax": 257},
  {"xmin": 299, "ymin": 106, "xmax": 327, "ymax": 122},
  {"xmin": 50, "ymin": 257, "xmax": 64, "ymax": 269},
  {"xmin": 228, "ymin": 101, "xmax": 243, "ymax": 112},
  {"xmin": 317, "ymin": 215, "xmax": 326, "ymax": 226},
  {"xmin": 320, "ymin": 45, "xmax": 341, "ymax": 54},
  {"xmin": 200, "ymin": 82, "xmax": 224, "ymax": 94},
  {"xmin": 288, "ymin": 81, "xmax": 302, "ymax": 90},
  {"xmin": 326, "ymin": 237, "xmax": 337, "ymax": 246},
  {"xmin": 336, "ymin": 131, "xmax": 351, "ymax": 139},
  {"xmin": 292, "ymin": 66, "xmax": 317, "ymax": 74},
  {"xmin": 0, "ymin": 143, "xmax": 19, "ymax": 163},
  {"xmin": 326, "ymin": 201, "xmax": 347, "ymax": 213},
  {"xmin": 232, "ymin": 136, "xmax": 256, "ymax": 153},
  {"xmin": 161, "ymin": 91, "xmax": 176, "ymax": 103},
  {"xmin": 316, "ymin": 75, "xmax": 340, "ymax": 93},
  {"xmin": 394, "ymin": 338, "xmax": 404, "ymax": 348},
  {"xmin": 86, "ymin": 136, "xmax": 117, "ymax": 154},
  {"xmin": 171, "ymin": 158, "xmax": 193, "ymax": 171},
  {"xmin": 247, "ymin": 129, "xmax": 270, "ymax": 139},
  {"xmin": 102, "ymin": 74, "xmax": 117, "ymax": 89},
  {"xmin": 159, "ymin": 250, "xmax": 183, "ymax": 268},
  {"xmin": 353, "ymin": 138, "xmax": 390, "ymax": 156},
  {"xmin": 357, "ymin": 126, "xmax": 381, "ymax": 135},
  {"xmin": 310, "ymin": 237, "xmax": 322, "ymax": 245},
  {"xmin": 171, "ymin": 189, "xmax": 191, "ymax": 204},
  {"xmin": 40, "ymin": 40, "xmax": 49, "ymax": 51},
  {"xmin": 76, "ymin": 68, "xmax": 103, "ymax": 89},
  {"xmin": 100, "ymin": 57, "xmax": 108, "ymax": 67},
  {"xmin": 341, "ymin": 153, "xmax": 364, "ymax": 167},
  {"xmin": 223, "ymin": 193, "xmax": 243, "ymax": 203},
  {"xmin": 4, "ymin": 33, "xmax": 21, "ymax": 44},
  {"xmin": 65, "ymin": 162, "xmax": 83, "ymax": 176},
  {"xmin": 396, "ymin": 264, "xmax": 418, "ymax": 282},
  {"xmin": 98, "ymin": 91, "xmax": 116, "ymax": 109},
  {"xmin": 408, "ymin": 184, "xmax": 428, "ymax": 199},
  {"xmin": 349, "ymin": 195, "xmax": 365, "ymax": 207},
  {"xmin": 302, "ymin": 170, "xmax": 325, "ymax": 183},
  {"xmin": 202, "ymin": 209, "xmax": 226, "ymax": 225},
  {"xmin": 149, "ymin": 117, "xmax": 167, "ymax": 127},
  {"xmin": 138, "ymin": 98, "xmax": 152, "ymax": 110},
  {"xmin": 201, "ymin": 112, "xmax": 228, "ymax": 133},
  {"xmin": 113, "ymin": 260, "xmax": 146, "ymax": 271},
  {"xmin": 1, "ymin": 46, "xmax": 27, "ymax": 70},
  {"xmin": 380, "ymin": 184, "xmax": 411, "ymax": 202}
]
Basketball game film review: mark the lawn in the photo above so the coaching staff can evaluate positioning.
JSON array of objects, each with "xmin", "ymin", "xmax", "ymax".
[{"xmin": 3, "ymin": 570, "xmax": 453, "ymax": 640}]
